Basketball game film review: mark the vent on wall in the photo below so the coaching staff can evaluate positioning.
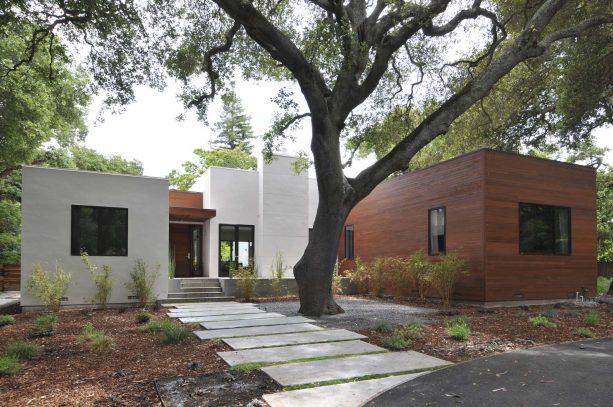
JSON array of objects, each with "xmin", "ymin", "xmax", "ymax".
[
  {"xmin": 60, "ymin": 297, "xmax": 68, "ymax": 302},
  {"xmin": 128, "ymin": 296, "xmax": 139, "ymax": 300}
]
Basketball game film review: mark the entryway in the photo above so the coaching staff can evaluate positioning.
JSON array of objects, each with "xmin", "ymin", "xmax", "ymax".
[{"xmin": 169, "ymin": 223, "xmax": 203, "ymax": 278}]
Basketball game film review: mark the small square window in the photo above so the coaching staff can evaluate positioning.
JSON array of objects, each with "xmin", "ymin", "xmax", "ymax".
[
  {"xmin": 71, "ymin": 205, "xmax": 128, "ymax": 256},
  {"xmin": 519, "ymin": 203, "xmax": 571, "ymax": 255}
]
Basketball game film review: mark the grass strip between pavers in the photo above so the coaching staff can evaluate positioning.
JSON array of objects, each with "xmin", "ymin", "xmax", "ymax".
[
  {"xmin": 223, "ymin": 336, "xmax": 368, "ymax": 350},
  {"xmin": 199, "ymin": 328, "xmax": 322, "ymax": 340},
  {"xmin": 230, "ymin": 350, "xmax": 389, "ymax": 372},
  {"xmin": 281, "ymin": 365, "xmax": 451, "ymax": 391}
]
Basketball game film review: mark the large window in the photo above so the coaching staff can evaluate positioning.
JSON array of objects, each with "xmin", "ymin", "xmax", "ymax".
[
  {"xmin": 219, "ymin": 224, "xmax": 255, "ymax": 277},
  {"xmin": 344, "ymin": 225, "xmax": 354, "ymax": 259},
  {"xmin": 71, "ymin": 205, "xmax": 128, "ymax": 256},
  {"xmin": 519, "ymin": 203, "xmax": 571, "ymax": 255},
  {"xmin": 429, "ymin": 207, "xmax": 446, "ymax": 256}
]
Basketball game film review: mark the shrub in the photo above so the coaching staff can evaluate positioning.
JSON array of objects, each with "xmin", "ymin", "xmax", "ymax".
[
  {"xmin": 0, "ymin": 356, "xmax": 20, "ymax": 376},
  {"xmin": 141, "ymin": 320, "xmax": 171, "ymax": 333},
  {"xmin": 529, "ymin": 316, "xmax": 557, "ymax": 328},
  {"xmin": 0, "ymin": 315, "xmax": 15, "ymax": 326},
  {"xmin": 331, "ymin": 261, "xmax": 344, "ymax": 295},
  {"xmin": 563, "ymin": 310, "xmax": 579, "ymax": 317},
  {"xmin": 430, "ymin": 252, "xmax": 467, "ymax": 306},
  {"xmin": 125, "ymin": 259, "xmax": 159, "ymax": 307},
  {"xmin": 81, "ymin": 250, "xmax": 113, "ymax": 309},
  {"xmin": 77, "ymin": 322, "xmax": 115, "ymax": 352},
  {"xmin": 346, "ymin": 258, "xmax": 369, "ymax": 294},
  {"xmin": 398, "ymin": 323, "xmax": 423, "ymax": 339},
  {"xmin": 369, "ymin": 257, "xmax": 391, "ymax": 296},
  {"xmin": 597, "ymin": 277, "xmax": 612, "ymax": 294},
  {"xmin": 161, "ymin": 324, "xmax": 191, "ymax": 344},
  {"xmin": 231, "ymin": 261, "xmax": 258, "ymax": 301},
  {"xmin": 136, "ymin": 310, "xmax": 152, "ymax": 323},
  {"xmin": 407, "ymin": 249, "xmax": 433, "ymax": 302},
  {"xmin": 5, "ymin": 341, "xmax": 40, "ymax": 360},
  {"xmin": 382, "ymin": 333, "xmax": 411, "ymax": 350},
  {"xmin": 542, "ymin": 308, "xmax": 559, "ymax": 318},
  {"xmin": 446, "ymin": 317, "xmax": 470, "ymax": 341},
  {"xmin": 374, "ymin": 320, "xmax": 393, "ymax": 333},
  {"xmin": 26, "ymin": 262, "xmax": 71, "ymax": 312},
  {"xmin": 369, "ymin": 257, "xmax": 409, "ymax": 297},
  {"xmin": 270, "ymin": 250, "xmax": 287, "ymax": 298},
  {"xmin": 584, "ymin": 310, "xmax": 600, "ymax": 327},
  {"xmin": 576, "ymin": 327, "xmax": 595, "ymax": 338},
  {"xmin": 29, "ymin": 314, "xmax": 58, "ymax": 337}
]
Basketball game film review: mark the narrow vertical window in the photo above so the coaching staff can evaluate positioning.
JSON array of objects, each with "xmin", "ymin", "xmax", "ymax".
[
  {"xmin": 429, "ymin": 207, "xmax": 446, "ymax": 255},
  {"xmin": 344, "ymin": 225, "xmax": 354, "ymax": 259}
]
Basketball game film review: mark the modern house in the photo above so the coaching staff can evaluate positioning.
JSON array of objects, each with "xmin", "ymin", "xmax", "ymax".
[
  {"xmin": 339, "ymin": 149, "xmax": 598, "ymax": 302},
  {"xmin": 19, "ymin": 149, "xmax": 597, "ymax": 309}
]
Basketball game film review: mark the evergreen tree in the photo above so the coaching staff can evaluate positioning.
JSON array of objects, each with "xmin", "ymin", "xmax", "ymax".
[{"xmin": 210, "ymin": 91, "xmax": 255, "ymax": 153}]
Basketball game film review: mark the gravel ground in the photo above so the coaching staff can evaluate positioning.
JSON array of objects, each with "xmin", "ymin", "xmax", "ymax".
[{"xmin": 256, "ymin": 297, "xmax": 436, "ymax": 330}]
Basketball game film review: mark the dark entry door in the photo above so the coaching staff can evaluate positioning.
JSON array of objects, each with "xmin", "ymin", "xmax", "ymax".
[
  {"xmin": 219, "ymin": 224, "xmax": 254, "ymax": 277},
  {"xmin": 170, "ymin": 224, "xmax": 203, "ymax": 277}
]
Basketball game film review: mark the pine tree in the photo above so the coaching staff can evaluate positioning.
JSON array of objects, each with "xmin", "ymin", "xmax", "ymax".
[{"xmin": 210, "ymin": 91, "xmax": 255, "ymax": 153}]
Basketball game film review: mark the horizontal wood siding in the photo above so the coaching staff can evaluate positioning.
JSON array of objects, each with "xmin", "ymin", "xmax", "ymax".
[
  {"xmin": 1, "ymin": 264, "xmax": 20, "ymax": 291},
  {"xmin": 483, "ymin": 151, "xmax": 597, "ymax": 301},
  {"xmin": 169, "ymin": 191, "xmax": 203, "ymax": 208},
  {"xmin": 341, "ymin": 152, "xmax": 485, "ymax": 301}
]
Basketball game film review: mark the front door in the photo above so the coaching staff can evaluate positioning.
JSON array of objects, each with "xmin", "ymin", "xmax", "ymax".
[{"xmin": 170, "ymin": 224, "xmax": 203, "ymax": 277}]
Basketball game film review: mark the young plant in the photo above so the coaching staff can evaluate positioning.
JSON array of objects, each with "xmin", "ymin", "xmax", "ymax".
[
  {"xmin": 584, "ymin": 310, "xmax": 600, "ymax": 327},
  {"xmin": 0, "ymin": 315, "xmax": 15, "ymax": 326},
  {"xmin": 5, "ymin": 341, "xmax": 40, "ymax": 360},
  {"xmin": 141, "ymin": 320, "xmax": 173, "ymax": 333},
  {"xmin": 446, "ymin": 316, "xmax": 471, "ymax": 341},
  {"xmin": 345, "ymin": 257, "xmax": 369, "ymax": 295},
  {"xmin": 382, "ymin": 333, "xmax": 411, "ymax": 350},
  {"xmin": 125, "ymin": 259, "xmax": 159, "ymax": 307},
  {"xmin": 26, "ymin": 262, "xmax": 71, "ymax": 312},
  {"xmin": 407, "ymin": 249, "xmax": 433, "ymax": 302},
  {"xmin": 529, "ymin": 316, "xmax": 557, "ymax": 328},
  {"xmin": 331, "ymin": 261, "xmax": 344, "ymax": 295},
  {"xmin": 161, "ymin": 323, "xmax": 191, "ymax": 345},
  {"xmin": 398, "ymin": 323, "xmax": 423, "ymax": 340},
  {"xmin": 542, "ymin": 308, "xmax": 558, "ymax": 318},
  {"xmin": 0, "ymin": 356, "xmax": 20, "ymax": 376},
  {"xmin": 270, "ymin": 250, "xmax": 287, "ymax": 298},
  {"xmin": 430, "ymin": 252, "xmax": 467, "ymax": 306},
  {"xmin": 231, "ymin": 261, "xmax": 258, "ymax": 301},
  {"xmin": 168, "ymin": 246, "xmax": 176, "ymax": 279},
  {"xmin": 77, "ymin": 322, "xmax": 115, "ymax": 352},
  {"xmin": 374, "ymin": 320, "xmax": 393, "ymax": 333},
  {"xmin": 563, "ymin": 310, "xmax": 579, "ymax": 317},
  {"xmin": 575, "ymin": 327, "xmax": 595, "ymax": 338},
  {"xmin": 29, "ymin": 314, "xmax": 58, "ymax": 337},
  {"xmin": 136, "ymin": 310, "xmax": 152, "ymax": 323},
  {"xmin": 81, "ymin": 250, "xmax": 113, "ymax": 309}
]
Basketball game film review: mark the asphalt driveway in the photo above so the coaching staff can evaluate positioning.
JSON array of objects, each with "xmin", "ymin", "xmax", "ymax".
[{"xmin": 366, "ymin": 337, "xmax": 613, "ymax": 407}]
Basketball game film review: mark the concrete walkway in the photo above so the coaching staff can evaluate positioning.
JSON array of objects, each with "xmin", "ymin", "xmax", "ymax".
[
  {"xmin": 365, "ymin": 337, "xmax": 613, "ymax": 407},
  {"xmin": 168, "ymin": 301, "xmax": 450, "ymax": 407},
  {"xmin": 0, "ymin": 291, "xmax": 20, "ymax": 310}
]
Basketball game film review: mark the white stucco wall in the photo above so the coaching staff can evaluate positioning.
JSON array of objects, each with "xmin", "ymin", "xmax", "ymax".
[
  {"xmin": 308, "ymin": 177, "xmax": 318, "ymax": 228},
  {"xmin": 21, "ymin": 166, "xmax": 169, "ymax": 309}
]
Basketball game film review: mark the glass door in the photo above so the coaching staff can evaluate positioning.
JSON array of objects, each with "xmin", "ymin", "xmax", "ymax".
[{"xmin": 219, "ymin": 224, "xmax": 255, "ymax": 277}]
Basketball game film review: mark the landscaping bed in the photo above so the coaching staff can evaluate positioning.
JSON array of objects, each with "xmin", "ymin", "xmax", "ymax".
[{"xmin": 0, "ymin": 307, "xmax": 230, "ymax": 406}]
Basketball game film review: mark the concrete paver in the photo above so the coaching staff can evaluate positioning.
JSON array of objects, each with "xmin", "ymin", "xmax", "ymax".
[
  {"xmin": 218, "ymin": 340, "xmax": 384, "ymax": 366},
  {"xmin": 201, "ymin": 316, "xmax": 313, "ymax": 330},
  {"xmin": 168, "ymin": 308, "xmax": 264, "ymax": 318},
  {"xmin": 222, "ymin": 329, "xmax": 367, "ymax": 350},
  {"xmin": 178, "ymin": 312, "xmax": 285, "ymax": 323},
  {"xmin": 194, "ymin": 323, "xmax": 323, "ymax": 340}
]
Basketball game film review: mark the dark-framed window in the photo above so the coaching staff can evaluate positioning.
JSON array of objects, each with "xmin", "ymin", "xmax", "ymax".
[
  {"xmin": 519, "ymin": 203, "xmax": 571, "ymax": 255},
  {"xmin": 428, "ymin": 207, "xmax": 446, "ymax": 256},
  {"xmin": 219, "ymin": 224, "xmax": 255, "ymax": 277},
  {"xmin": 71, "ymin": 205, "xmax": 128, "ymax": 256},
  {"xmin": 344, "ymin": 224, "xmax": 354, "ymax": 259},
  {"xmin": 308, "ymin": 228, "xmax": 313, "ymax": 242}
]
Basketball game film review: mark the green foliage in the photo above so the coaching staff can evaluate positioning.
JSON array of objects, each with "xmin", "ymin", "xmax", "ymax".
[
  {"xmin": 77, "ymin": 322, "xmax": 114, "ymax": 352},
  {"xmin": 374, "ymin": 320, "xmax": 393, "ymax": 333},
  {"xmin": 141, "ymin": 320, "xmax": 171, "ymax": 333},
  {"xmin": 0, "ymin": 315, "xmax": 15, "ymax": 326},
  {"xmin": 5, "ymin": 341, "xmax": 40, "ymax": 360},
  {"xmin": 136, "ymin": 310, "xmax": 152, "ymax": 323},
  {"xmin": 125, "ymin": 259, "xmax": 159, "ymax": 307},
  {"xmin": 584, "ymin": 310, "xmax": 600, "ymax": 327},
  {"xmin": 168, "ymin": 246, "xmax": 176, "ymax": 279},
  {"xmin": 0, "ymin": 200, "xmax": 20, "ymax": 264},
  {"xmin": 542, "ymin": 309, "xmax": 559, "ymax": 318},
  {"xmin": 575, "ymin": 327, "xmax": 595, "ymax": 338},
  {"xmin": 0, "ymin": 356, "xmax": 20, "ymax": 376},
  {"xmin": 397, "ymin": 323, "xmax": 423, "ymax": 340},
  {"xmin": 597, "ymin": 169, "xmax": 613, "ymax": 263},
  {"xmin": 160, "ymin": 323, "xmax": 191, "ymax": 345},
  {"xmin": 270, "ymin": 250, "xmax": 287, "ymax": 298},
  {"xmin": 346, "ymin": 258, "xmax": 369, "ymax": 295},
  {"xmin": 210, "ymin": 91, "xmax": 255, "ymax": 153},
  {"xmin": 70, "ymin": 146, "xmax": 143, "ymax": 176},
  {"xmin": 331, "ymin": 261, "xmax": 344, "ymax": 295},
  {"xmin": 167, "ymin": 148, "xmax": 258, "ymax": 190},
  {"xmin": 81, "ymin": 250, "xmax": 113, "ymax": 309},
  {"xmin": 529, "ymin": 316, "xmax": 557, "ymax": 329},
  {"xmin": 26, "ymin": 262, "xmax": 71, "ymax": 312},
  {"xmin": 382, "ymin": 333, "xmax": 411, "ymax": 350},
  {"xmin": 231, "ymin": 261, "xmax": 258, "ymax": 301},
  {"xmin": 597, "ymin": 277, "xmax": 612, "ymax": 295},
  {"xmin": 430, "ymin": 252, "xmax": 468, "ymax": 306},
  {"xmin": 515, "ymin": 310, "xmax": 529, "ymax": 318},
  {"xmin": 29, "ymin": 314, "xmax": 58, "ymax": 337},
  {"xmin": 446, "ymin": 317, "xmax": 471, "ymax": 341},
  {"xmin": 563, "ymin": 310, "xmax": 579, "ymax": 317},
  {"xmin": 407, "ymin": 250, "xmax": 434, "ymax": 302}
]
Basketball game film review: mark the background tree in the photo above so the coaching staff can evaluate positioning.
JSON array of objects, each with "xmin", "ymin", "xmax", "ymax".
[
  {"xmin": 4, "ymin": 0, "xmax": 611, "ymax": 315},
  {"xmin": 168, "ymin": 91, "xmax": 257, "ymax": 190}
]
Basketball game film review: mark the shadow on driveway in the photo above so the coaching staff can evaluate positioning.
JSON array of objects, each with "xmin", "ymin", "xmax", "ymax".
[{"xmin": 366, "ymin": 337, "xmax": 613, "ymax": 407}]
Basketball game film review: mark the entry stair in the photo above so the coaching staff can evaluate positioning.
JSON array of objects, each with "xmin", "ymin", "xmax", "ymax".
[{"xmin": 161, "ymin": 278, "xmax": 234, "ymax": 304}]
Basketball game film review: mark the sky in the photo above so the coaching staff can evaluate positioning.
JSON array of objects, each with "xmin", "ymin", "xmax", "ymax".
[{"xmin": 83, "ymin": 79, "xmax": 612, "ymax": 180}]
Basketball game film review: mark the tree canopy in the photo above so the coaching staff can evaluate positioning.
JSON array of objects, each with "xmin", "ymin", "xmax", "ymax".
[{"xmin": 210, "ymin": 91, "xmax": 256, "ymax": 153}]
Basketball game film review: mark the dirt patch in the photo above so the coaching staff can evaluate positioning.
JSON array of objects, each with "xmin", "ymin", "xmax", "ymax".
[
  {"xmin": 155, "ymin": 370, "xmax": 280, "ymax": 407},
  {"xmin": 359, "ymin": 301, "xmax": 613, "ymax": 362},
  {"xmin": 0, "ymin": 307, "xmax": 229, "ymax": 406}
]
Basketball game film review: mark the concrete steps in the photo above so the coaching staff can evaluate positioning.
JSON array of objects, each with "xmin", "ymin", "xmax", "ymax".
[{"xmin": 163, "ymin": 278, "xmax": 234, "ymax": 303}]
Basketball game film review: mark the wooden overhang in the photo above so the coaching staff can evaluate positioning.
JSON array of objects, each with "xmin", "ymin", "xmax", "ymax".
[{"xmin": 169, "ymin": 207, "xmax": 216, "ymax": 222}]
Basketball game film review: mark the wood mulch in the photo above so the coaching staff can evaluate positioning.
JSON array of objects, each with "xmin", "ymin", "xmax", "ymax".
[
  {"xmin": 358, "ymin": 299, "xmax": 613, "ymax": 363},
  {"xmin": 0, "ymin": 307, "xmax": 229, "ymax": 406}
]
